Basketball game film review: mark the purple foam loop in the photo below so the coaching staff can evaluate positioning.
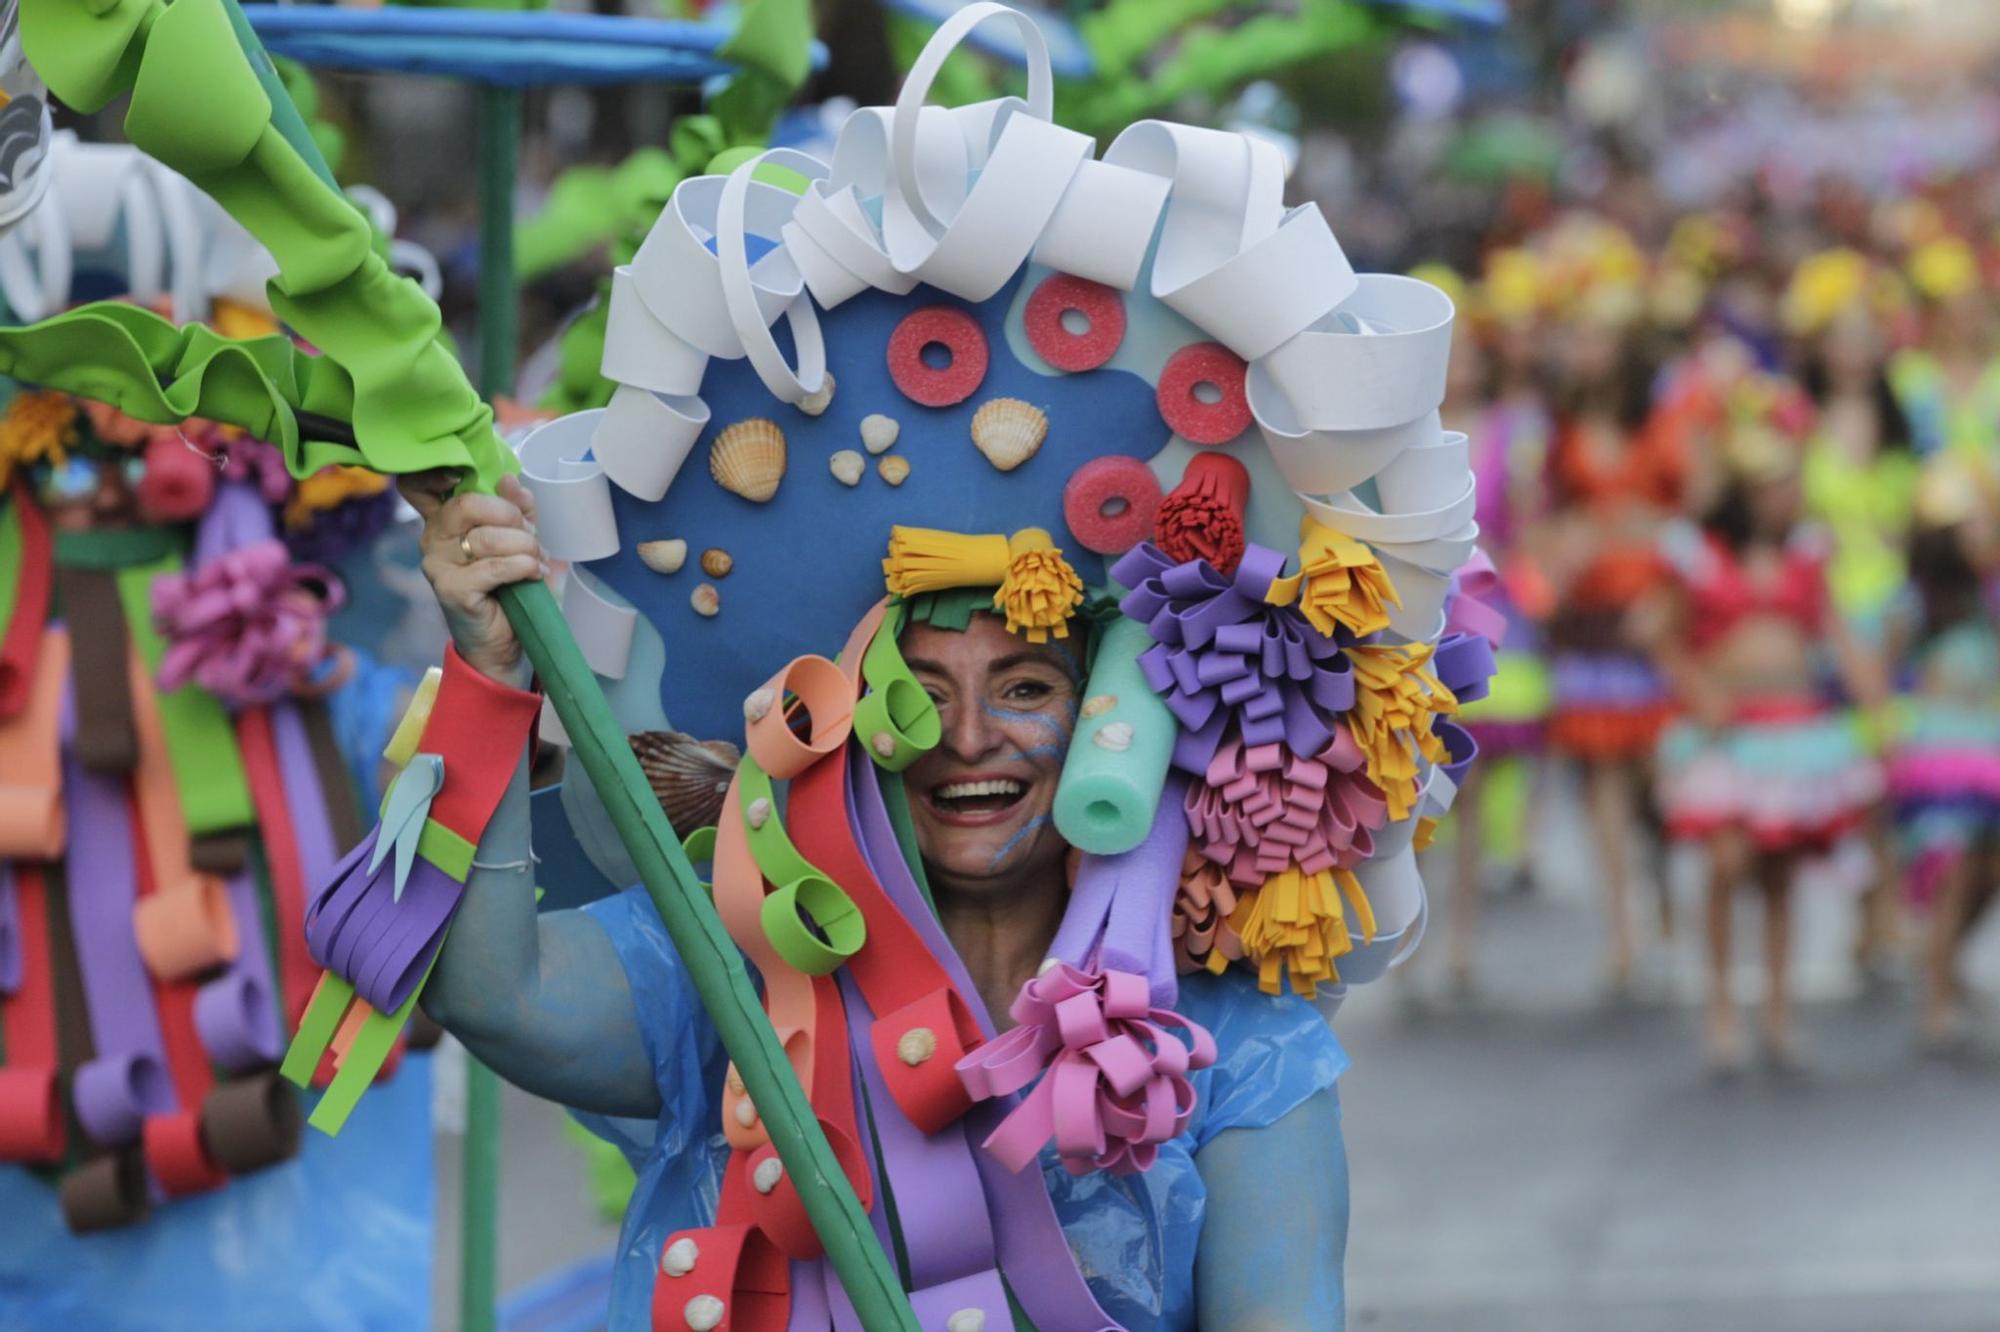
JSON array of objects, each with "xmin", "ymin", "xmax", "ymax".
[
  {"xmin": 1432, "ymin": 632, "xmax": 1497, "ymax": 703},
  {"xmin": 1434, "ymin": 719, "xmax": 1480, "ymax": 789},
  {"xmin": 73, "ymin": 1053, "xmax": 174, "ymax": 1147},
  {"xmin": 192, "ymin": 970, "xmax": 285, "ymax": 1072},
  {"xmin": 306, "ymin": 831, "xmax": 465, "ymax": 1012}
]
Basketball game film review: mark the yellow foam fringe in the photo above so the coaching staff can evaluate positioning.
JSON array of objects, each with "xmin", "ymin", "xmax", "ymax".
[
  {"xmin": 883, "ymin": 525, "xmax": 1083, "ymax": 643},
  {"xmin": 1347, "ymin": 641, "xmax": 1457, "ymax": 823},
  {"xmin": 1229, "ymin": 866, "xmax": 1376, "ymax": 998},
  {"xmin": 0, "ymin": 391, "xmax": 78, "ymax": 489}
]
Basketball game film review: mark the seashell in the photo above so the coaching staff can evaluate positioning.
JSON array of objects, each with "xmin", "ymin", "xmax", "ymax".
[
  {"xmin": 709, "ymin": 418, "xmax": 787, "ymax": 502},
  {"xmin": 752, "ymin": 1157, "xmax": 784, "ymax": 1195},
  {"xmin": 829, "ymin": 449, "xmax": 865, "ymax": 487},
  {"xmin": 661, "ymin": 1238, "xmax": 699, "ymax": 1278},
  {"xmin": 1092, "ymin": 721, "xmax": 1134, "ymax": 752},
  {"xmin": 860, "ymin": 413, "xmax": 900, "ymax": 454},
  {"xmin": 732, "ymin": 1098, "xmax": 758, "ymax": 1128},
  {"xmin": 638, "ymin": 539, "xmax": 687, "ymax": 574},
  {"xmin": 743, "ymin": 688, "xmax": 774, "ymax": 723},
  {"xmin": 691, "ymin": 583, "xmax": 721, "ymax": 617},
  {"xmin": 684, "ymin": 1295, "xmax": 726, "ymax": 1332},
  {"xmin": 700, "ymin": 548, "xmax": 733, "ymax": 578},
  {"xmin": 726, "ymin": 1066, "xmax": 746, "ymax": 1096},
  {"xmin": 746, "ymin": 796, "xmax": 772, "ymax": 829},
  {"xmin": 877, "ymin": 455, "xmax": 910, "ymax": 487},
  {"xmin": 631, "ymin": 730, "xmax": 741, "ymax": 836},
  {"xmin": 870, "ymin": 731, "xmax": 897, "ymax": 760},
  {"xmin": 1080, "ymin": 694, "xmax": 1117, "ymax": 719},
  {"xmin": 947, "ymin": 1312, "xmax": 987, "ymax": 1332},
  {"xmin": 970, "ymin": 398, "xmax": 1047, "ymax": 472},
  {"xmin": 896, "ymin": 1027, "xmax": 937, "ymax": 1067},
  {"xmin": 798, "ymin": 372, "xmax": 835, "ymax": 417}
]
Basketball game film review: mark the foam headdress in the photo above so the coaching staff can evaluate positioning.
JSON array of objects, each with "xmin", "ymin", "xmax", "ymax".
[{"xmin": 482, "ymin": 5, "xmax": 1491, "ymax": 1323}]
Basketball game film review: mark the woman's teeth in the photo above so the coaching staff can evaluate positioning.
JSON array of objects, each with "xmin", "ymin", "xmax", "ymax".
[{"xmin": 932, "ymin": 778, "xmax": 1026, "ymax": 813}]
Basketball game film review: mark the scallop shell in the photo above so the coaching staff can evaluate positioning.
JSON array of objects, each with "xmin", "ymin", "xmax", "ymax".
[
  {"xmin": 1080, "ymin": 693, "xmax": 1117, "ymax": 719},
  {"xmin": 970, "ymin": 398, "xmax": 1047, "ymax": 472},
  {"xmin": 860, "ymin": 413, "xmax": 900, "ymax": 454},
  {"xmin": 709, "ymin": 418, "xmax": 786, "ymax": 502},
  {"xmin": 630, "ymin": 730, "xmax": 740, "ymax": 835},
  {"xmin": 700, "ymin": 548, "xmax": 733, "ymax": 578},
  {"xmin": 829, "ymin": 449, "xmax": 865, "ymax": 487},
  {"xmin": 877, "ymin": 455, "xmax": 910, "ymax": 486},
  {"xmin": 638, "ymin": 539, "xmax": 687, "ymax": 574},
  {"xmin": 691, "ymin": 583, "xmax": 721, "ymax": 617},
  {"xmin": 1092, "ymin": 721, "xmax": 1135, "ymax": 752},
  {"xmin": 798, "ymin": 372, "xmax": 835, "ymax": 417}
]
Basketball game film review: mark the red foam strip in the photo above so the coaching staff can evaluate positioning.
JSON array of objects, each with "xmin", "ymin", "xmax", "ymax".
[
  {"xmin": 235, "ymin": 707, "xmax": 316, "ymax": 1027},
  {"xmin": 0, "ymin": 863, "xmax": 65, "ymax": 1162},
  {"xmin": 419, "ymin": 645, "xmax": 542, "ymax": 840},
  {"xmin": 0, "ymin": 482, "xmax": 54, "ymax": 719},
  {"xmin": 1156, "ymin": 342, "xmax": 1252, "ymax": 446},
  {"xmin": 1062, "ymin": 455, "xmax": 1164, "ymax": 556},
  {"xmin": 1025, "ymin": 274, "xmax": 1126, "ymax": 372},
  {"xmin": 887, "ymin": 305, "xmax": 989, "ymax": 408}
]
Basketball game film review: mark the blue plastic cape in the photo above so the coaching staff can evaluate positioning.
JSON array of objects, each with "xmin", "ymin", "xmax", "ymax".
[
  {"xmin": 0, "ymin": 1058, "xmax": 433, "ymax": 1331},
  {"xmin": 572, "ymin": 886, "xmax": 1348, "ymax": 1331}
]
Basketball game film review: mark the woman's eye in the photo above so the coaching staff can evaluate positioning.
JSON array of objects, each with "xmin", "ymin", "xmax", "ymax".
[{"xmin": 1003, "ymin": 680, "xmax": 1053, "ymax": 703}]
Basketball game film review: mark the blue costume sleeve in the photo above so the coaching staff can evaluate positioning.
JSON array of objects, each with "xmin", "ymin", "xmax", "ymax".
[
  {"xmin": 1179, "ymin": 969, "xmax": 1349, "ymax": 1149},
  {"xmin": 572, "ymin": 888, "xmax": 733, "ymax": 1328}
]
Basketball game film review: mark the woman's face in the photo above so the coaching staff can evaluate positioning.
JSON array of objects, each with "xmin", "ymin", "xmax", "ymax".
[{"xmin": 902, "ymin": 613, "xmax": 1079, "ymax": 898}]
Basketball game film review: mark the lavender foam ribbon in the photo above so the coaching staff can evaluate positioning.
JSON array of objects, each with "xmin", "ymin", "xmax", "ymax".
[
  {"xmin": 1113, "ymin": 543, "xmax": 1355, "ymax": 774},
  {"xmin": 60, "ymin": 694, "xmax": 176, "ymax": 1145},
  {"xmin": 1050, "ymin": 777, "xmax": 1189, "ymax": 1010},
  {"xmin": 0, "ymin": 862, "xmax": 19, "ymax": 995},
  {"xmin": 846, "ymin": 746, "xmax": 1121, "ymax": 1332},
  {"xmin": 303, "ymin": 830, "xmax": 463, "ymax": 1013},
  {"xmin": 192, "ymin": 868, "xmax": 286, "ymax": 1072}
]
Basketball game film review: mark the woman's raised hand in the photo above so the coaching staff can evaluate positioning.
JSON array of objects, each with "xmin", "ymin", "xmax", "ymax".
[{"xmin": 400, "ymin": 470, "xmax": 549, "ymax": 685}]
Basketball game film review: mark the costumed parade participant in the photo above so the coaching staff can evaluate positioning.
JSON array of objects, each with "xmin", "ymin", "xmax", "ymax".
[
  {"xmin": 0, "ymin": 36, "xmax": 436, "ymax": 1326},
  {"xmin": 1426, "ymin": 254, "xmax": 1552, "ymax": 993},
  {"xmin": 1884, "ymin": 462, "xmax": 2000, "ymax": 1049},
  {"xmin": 1786, "ymin": 248, "xmax": 1916, "ymax": 976},
  {"xmin": 1640, "ymin": 374, "xmax": 1884, "ymax": 1071},
  {"xmin": 279, "ymin": 8, "xmax": 1486, "ymax": 1328},
  {"xmin": 1888, "ymin": 235, "xmax": 2000, "ymax": 464},
  {"xmin": 1541, "ymin": 221, "xmax": 1678, "ymax": 992}
]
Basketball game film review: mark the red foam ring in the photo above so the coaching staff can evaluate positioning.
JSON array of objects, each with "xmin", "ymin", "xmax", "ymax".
[
  {"xmin": 0, "ymin": 1066, "xmax": 64, "ymax": 1162},
  {"xmin": 143, "ymin": 1109, "xmax": 226, "ymax": 1198},
  {"xmin": 1025, "ymin": 273, "xmax": 1127, "ymax": 372},
  {"xmin": 649, "ymin": 1223, "xmax": 789, "ymax": 1332},
  {"xmin": 1157, "ymin": 342, "xmax": 1252, "ymax": 446},
  {"xmin": 886, "ymin": 305, "xmax": 990, "ymax": 408},
  {"xmin": 1063, "ymin": 456, "xmax": 1163, "ymax": 555}
]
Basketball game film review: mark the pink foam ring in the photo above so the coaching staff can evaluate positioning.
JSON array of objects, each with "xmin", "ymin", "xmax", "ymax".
[
  {"xmin": 1051, "ymin": 1057, "xmax": 1109, "ymax": 1160},
  {"xmin": 1025, "ymin": 273, "xmax": 1127, "ymax": 372},
  {"xmin": 886, "ymin": 304, "xmax": 989, "ymax": 407},
  {"xmin": 1098, "ymin": 968, "xmax": 1150, "ymax": 1020},
  {"xmin": 1087, "ymin": 1034, "xmax": 1155, "ymax": 1099},
  {"xmin": 1156, "ymin": 342, "xmax": 1252, "ymax": 446},
  {"xmin": 1062, "ymin": 455, "xmax": 1162, "ymax": 555}
]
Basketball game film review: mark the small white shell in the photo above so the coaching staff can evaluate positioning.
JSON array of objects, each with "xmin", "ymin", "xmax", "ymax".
[
  {"xmin": 1080, "ymin": 694, "xmax": 1117, "ymax": 719},
  {"xmin": 896, "ymin": 1027, "xmax": 937, "ymax": 1067},
  {"xmin": 947, "ymin": 1311, "xmax": 987, "ymax": 1332},
  {"xmin": 733, "ymin": 1097, "xmax": 758, "ymax": 1129},
  {"xmin": 752, "ymin": 1157, "xmax": 784, "ymax": 1195},
  {"xmin": 830, "ymin": 449, "xmax": 865, "ymax": 487},
  {"xmin": 970, "ymin": 397, "xmax": 1047, "ymax": 472},
  {"xmin": 798, "ymin": 372, "xmax": 835, "ymax": 417},
  {"xmin": 743, "ymin": 688, "xmax": 774, "ymax": 723},
  {"xmin": 684, "ymin": 1294, "xmax": 726, "ymax": 1332},
  {"xmin": 691, "ymin": 584, "xmax": 720, "ymax": 617},
  {"xmin": 1093, "ymin": 722, "xmax": 1134, "ymax": 753},
  {"xmin": 661, "ymin": 1238, "xmax": 699, "ymax": 1277},
  {"xmin": 726, "ymin": 1066, "xmax": 746, "ymax": 1096},
  {"xmin": 746, "ymin": 797, "xmax": 772, "ymax": 829},
  {"xmin": 877, "ymin": 454, "xmax": 910, "ymax": 487},
  {"xmin": 860, "ymin": 413, "xmax": 900, "ymax": 454},
  {"xmin": 639, "ymin": 539, "xmax": 688, "ymax": 574},
  {"xmin": 870, "ymin": 731, "xmax": 898, "ymax": 760}
]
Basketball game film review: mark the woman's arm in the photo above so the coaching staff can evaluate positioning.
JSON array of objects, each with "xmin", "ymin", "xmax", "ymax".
[
  {"xmin": 396, "ymin": 468, "xmax": 661, "ymax": 1119},
  {"xmin": 419, "ymin": 745, "xmax": 662, "ymax": 1119},
  {"xmin": 1194, "ymin": 1088, "xmax": 1348, "ymax": 1331}
]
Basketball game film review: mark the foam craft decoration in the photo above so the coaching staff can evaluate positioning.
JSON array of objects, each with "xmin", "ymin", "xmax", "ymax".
[{"xmin": 6, "ymin": 0, "xmax": 1496, "ymax": 1317}]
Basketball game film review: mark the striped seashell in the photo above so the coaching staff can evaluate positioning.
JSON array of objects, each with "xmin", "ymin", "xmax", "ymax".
[
  {"xmin": 709, "ymin": 418, "xmax": 787, "ymax": 503},
  {"xmin": 970, "ymin": 398, "xmax": 1047, "ymax": 472},
  {"xmin": 630, "ymin": 730, "xmax": 740, "ymax": 835}
]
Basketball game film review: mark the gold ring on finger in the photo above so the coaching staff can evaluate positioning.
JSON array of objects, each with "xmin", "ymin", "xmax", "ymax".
[{"xmin": 459, "ymin": 533, "xmax": 476, "ymax": 563}]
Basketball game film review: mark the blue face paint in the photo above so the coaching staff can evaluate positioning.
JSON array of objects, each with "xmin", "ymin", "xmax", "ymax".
[
  {"xmin": 981, "ymin": 702, "xmax": 1076, "ymax": 747},
  {"xmin": 988, "ymin": 813, "xmax": 1051, "ymax": 868}
]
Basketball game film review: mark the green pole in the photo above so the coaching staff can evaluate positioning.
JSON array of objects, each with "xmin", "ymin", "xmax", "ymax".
[{"xmin": 462, "ymin": 82, "xmax": 522, "ymax": 1332}]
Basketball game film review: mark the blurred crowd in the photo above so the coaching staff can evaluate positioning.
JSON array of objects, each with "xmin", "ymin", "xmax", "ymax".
[{"xmin": 1422, "ymin": 166, "xmax": 2000, "ymax": 1070}]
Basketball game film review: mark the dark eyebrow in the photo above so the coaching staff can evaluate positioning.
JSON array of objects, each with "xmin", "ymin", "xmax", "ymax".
[{"xmin": 903, "ymin": 651, "xmax": 1079, "ymax": 682}]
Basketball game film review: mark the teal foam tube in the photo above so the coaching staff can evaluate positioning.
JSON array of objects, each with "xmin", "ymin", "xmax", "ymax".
[{"xmin": 1055, "ymin": 614, "xmax": 1177, "ymax": 855}]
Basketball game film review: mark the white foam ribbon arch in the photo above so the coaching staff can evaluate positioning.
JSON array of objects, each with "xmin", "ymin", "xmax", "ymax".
[{"xmin": 0, "ymin": 178, "xmax": 70, "ymax": 323}]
